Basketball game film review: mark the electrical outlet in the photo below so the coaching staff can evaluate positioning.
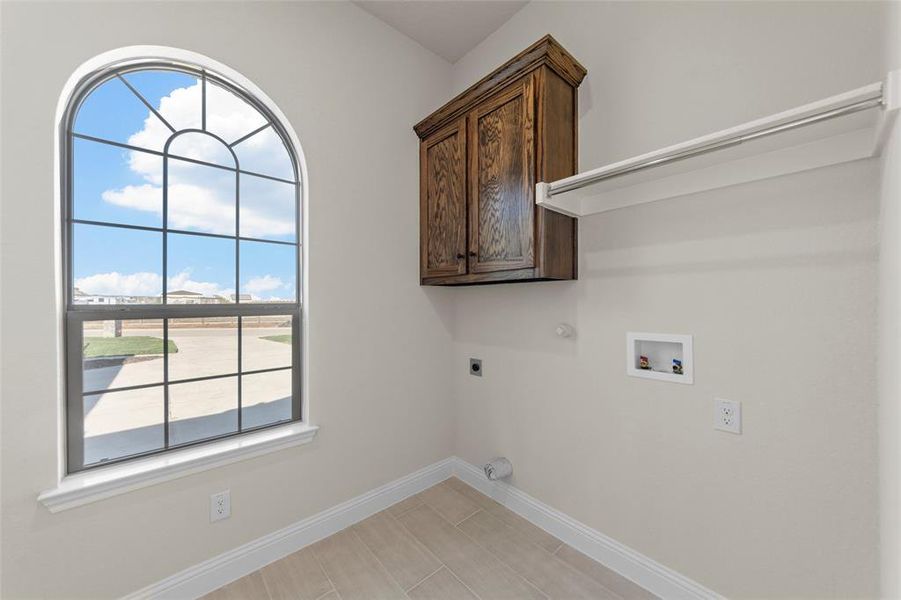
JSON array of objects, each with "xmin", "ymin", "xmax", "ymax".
[
  {"xmin": 469, "ymin": 358, "xmax": 482, "ymax": 377},
  {"xmin": 210, "ymin": 490, "xmax": 230, "ymax": 522},
  {"xmin": 714, "ymin": 398, "xmax": 741, "ymax": 434}
]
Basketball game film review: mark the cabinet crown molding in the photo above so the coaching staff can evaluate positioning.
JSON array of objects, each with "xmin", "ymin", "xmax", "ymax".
[{"xmin": 414, "ymin": 34, "xmax": 587, "ymax": 139}]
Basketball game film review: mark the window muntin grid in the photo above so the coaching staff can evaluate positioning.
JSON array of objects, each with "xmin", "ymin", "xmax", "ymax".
[{"xmin": 63, "ymin": 61, "xmax": 302, "ymax": 473}]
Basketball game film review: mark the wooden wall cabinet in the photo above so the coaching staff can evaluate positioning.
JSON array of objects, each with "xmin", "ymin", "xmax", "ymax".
[{"xmin": 415, "ymin": 35, "xmax": 586, "ymax": 286}]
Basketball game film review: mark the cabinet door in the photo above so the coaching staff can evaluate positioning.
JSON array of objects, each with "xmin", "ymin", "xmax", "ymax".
[
  {"xmin": 420, "ymin": 119, "xmax": 467, "ymax": 279},
  {"xmin": 468, "ymin": 75, "xmax": 535, "ymax": 273}
]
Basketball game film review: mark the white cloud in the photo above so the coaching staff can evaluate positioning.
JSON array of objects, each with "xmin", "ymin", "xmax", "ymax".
[
  {"xmin": 102, "ymin": 81, "xmax": 295, "ymax": 239},
  {"xmin": 126, "ymin": 80, "xmax": 268, "ymax": 162},
  {"xmin": 244, "ymin": 275, "xmax": 284, "ymax": 296},
  {"xmin": 102, "ymin": 184, "xmax": 159, "ymax": 213},
  {"xmin": 205, "ymin": 82, "xmax": 268, "ymax": 145},
  {"xmin": 100, "ymin": 180, "xmax": 237, "ymax": 236},
  {"xmin": 75, "ymin": 271, "xmax": 161, "ymax": 296},
  {"xmin": 167, "ymin": 270, "xmax": 233, "ymax": 297},
  {"xmin": 158, "ymin": 83, "xmax": 205, "ymax": 131},
  {"xmin": 75, "ymin": 269, "xmax": 232, "ymax": 298},
  {"xmin": 166, "ymin": 181, "xmax": 236, "ymax": 235}
]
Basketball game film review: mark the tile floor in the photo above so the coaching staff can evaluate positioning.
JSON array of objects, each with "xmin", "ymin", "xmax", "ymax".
[{"xmin": 204, "ymin": 477, "xmax": 657, "ymax": 600}]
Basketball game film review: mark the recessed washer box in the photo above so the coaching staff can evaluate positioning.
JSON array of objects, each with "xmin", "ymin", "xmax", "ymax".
[{"xmin": 626, "ymin": 332, "xmax": 693, "ymax": 384}]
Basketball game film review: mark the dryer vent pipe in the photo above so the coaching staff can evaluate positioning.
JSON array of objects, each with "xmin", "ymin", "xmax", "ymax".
[{"xmin": 483, "ymin": 457, "xmax": 513, "ymax": 480}]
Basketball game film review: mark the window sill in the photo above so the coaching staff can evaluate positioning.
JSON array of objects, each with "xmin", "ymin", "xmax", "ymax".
[{"xmin": 38, "ymin": 422, "xmax": 319, "ymax": 513}]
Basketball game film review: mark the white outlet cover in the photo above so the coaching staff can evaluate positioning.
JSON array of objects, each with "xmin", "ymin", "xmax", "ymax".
[
  {"xmin": 714, "ymin": 398, "xmax": 741, "ymax": 434},
  {"xmin": 210, "ymin": 490, "xmax": 231, "ymax": 522}
]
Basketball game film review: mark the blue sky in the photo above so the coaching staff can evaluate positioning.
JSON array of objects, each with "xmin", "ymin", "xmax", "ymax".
[{"xmin": 72, "ymin": 70, "xmax": 297, "ymax": 301}]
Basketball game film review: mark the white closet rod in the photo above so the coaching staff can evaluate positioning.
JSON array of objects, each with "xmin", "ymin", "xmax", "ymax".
[{"xmin": 547, "ymin": 87, "xmax": 885, "ymax": 198}]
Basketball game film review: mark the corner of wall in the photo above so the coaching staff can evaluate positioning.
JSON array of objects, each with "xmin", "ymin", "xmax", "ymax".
[{"xmin": 879, "ymin": 4, "xmax": 901, "ymax": 596}]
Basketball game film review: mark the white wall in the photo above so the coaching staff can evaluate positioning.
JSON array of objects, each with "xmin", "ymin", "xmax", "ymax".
[
  {"xmin": 879, "ymin": 2, "xmax": 901, "ymax": 597},
  {"xmin": 448, "ymin": 2, "xmax": 885, "ymax": 597},
  {"xmin": 1, "ymin": 2, "xmax": 895, "ymax": 598},
  {"xmin": 0, "ymin": 2, "xmax": 455, "ymax": 597}
]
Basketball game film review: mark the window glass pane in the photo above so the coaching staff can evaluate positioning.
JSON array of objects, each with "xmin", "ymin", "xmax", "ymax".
[
  {"xmin": 168, "ymin": 317, "xmax": 238, "ymax": 381},
  {"xmin": 82, "ymin": 319, "xmax": 166, "ymax": 392},
  {"xmin": 83, "ymin": 386, "xmax": 164, "ymax": 465},
  {"xmin": 206, "ymin": 81, "xmax": 267, "ymax": 145},
  {"xmin": 168, "ymin": 132, "xmax": 236, "ymax": 168},
  {"xmin": 167, "ymin": 158, "xmax": 236, "ymax": 235},
  {"xmin": 73, "ymin": 76, "xmax": 167, "ymax": 151},
  {"xmin": 73, "ymin": 223, "xmax": 162, "ymax": 304},
  {"xmin": 242, "ymin": 315, "xmax": 293, "ymax": 372},
  {"xmin": 73, "ymin": 138, "xmax": 163, "ymax": 228},
  {"xmin": 242, "ymin": 370, "xmax": 292, "ymax": 429},
  {"xmin": 240, "ymin": 174, "xmax": 296, "ymax": 242},
  {"xmin": 240, "ymin": 241, "xmax": 296, "ymax": 302},
  {"xmin": 167, "ymin": 233, "xmax": 235, "ymax": 304},
  {"xmin": 169, "ymin": 377, "xmax": 238, "ymax": 446},
  {"xmin": 233, "ymin": 126, "xmax": 295, "ymax": 181},
  {"xmin": 121, "ymin": 69, "xmax": 201, "ymax": 132}
]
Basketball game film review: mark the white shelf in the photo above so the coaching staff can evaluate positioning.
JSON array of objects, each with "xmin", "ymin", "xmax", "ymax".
[{"xmin": 537, "ymin": 71, "xmax": 901, "ymax": 218}]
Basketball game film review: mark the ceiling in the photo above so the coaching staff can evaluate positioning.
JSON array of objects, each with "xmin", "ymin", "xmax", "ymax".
[{"xmin": 354, "ymin": 1, "xmax": 529, "ymax": 63}]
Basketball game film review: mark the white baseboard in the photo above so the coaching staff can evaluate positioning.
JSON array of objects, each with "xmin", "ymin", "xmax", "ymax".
[
  {"xmin": 450, "ymin": 457, "xmax": 722, "ymax": 600},
  {"xmin": 123, "ymin": 458, "xmax": 455, "ymax": 600},
  {"xmin": 124, "ymin": 456, "xmax": 720, "ymax": 600}
]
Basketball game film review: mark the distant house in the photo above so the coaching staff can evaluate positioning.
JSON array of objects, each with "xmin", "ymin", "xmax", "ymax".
[
  {"xmin": 72, "ymin": 286, "xmax": 113, "ymax": 304},
  {"xmin": 73, "ymin": 287, "xmax": 164, "ymax": 305},
  {"xmin": 230, "ymin": 293, "xmax": 253, "ymax": 302},
  {"xmin": 167, "ymin": 290, "xmax": 227, "ymax": 305}
]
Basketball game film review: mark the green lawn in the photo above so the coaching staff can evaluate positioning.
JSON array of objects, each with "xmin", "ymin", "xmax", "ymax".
[
  {"xmin": 83, "ymin": 336, "xmax": 177, "ymax": 358},
  {"xmin": 261, "ymin": 334, "xmax": 292, "ymax": 345}
]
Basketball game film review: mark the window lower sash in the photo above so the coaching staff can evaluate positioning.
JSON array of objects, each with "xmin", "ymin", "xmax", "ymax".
[{"xmin": 65, "ymin": 309, "xmax": 302, "ymax": 474}]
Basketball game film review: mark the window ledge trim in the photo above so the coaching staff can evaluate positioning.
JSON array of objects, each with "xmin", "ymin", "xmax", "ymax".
[{"xmin": 38, "ymin": 422, "xmax": 318, "ymax": 513}]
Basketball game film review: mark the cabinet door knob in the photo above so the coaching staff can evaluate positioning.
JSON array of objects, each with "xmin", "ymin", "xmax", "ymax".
[
  {"xmin": 469, "ymin": 251, "xmax": 477, "ymax": 257},
  {"xmin": 456, "ymin": 253, "xmax": 465, "ymax": 259}
]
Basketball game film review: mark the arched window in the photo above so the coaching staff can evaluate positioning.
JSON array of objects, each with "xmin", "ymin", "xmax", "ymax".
[{"xmin": 63, "ymin": 58, "xmax": 302, "ymax": 473}]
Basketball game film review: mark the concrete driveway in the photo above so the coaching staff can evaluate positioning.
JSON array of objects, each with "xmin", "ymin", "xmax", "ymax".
[{"xmin": 82, "ymin": 326, "xmax": 293, "ymax": 465}]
